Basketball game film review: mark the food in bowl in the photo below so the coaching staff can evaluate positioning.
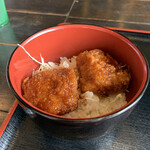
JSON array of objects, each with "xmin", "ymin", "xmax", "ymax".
[
  {"xmin": 21, "ymin": 48, "xmax": 131, "ymax": 118},
  {"xmin": 7, "ymin": 24, "xmax": 148, "ymax": 139}
]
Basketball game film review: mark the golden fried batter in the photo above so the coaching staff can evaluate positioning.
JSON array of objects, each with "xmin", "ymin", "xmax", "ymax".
[
  {"xmin": 22, "ymin": 68, "xmax": 79, "ymax": 115},
  {"xmin": 76, "ymin": 49, "xmax": 130, "ymax": 96}
]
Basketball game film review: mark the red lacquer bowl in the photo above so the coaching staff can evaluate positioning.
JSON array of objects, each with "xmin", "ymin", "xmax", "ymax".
[{"xmin": 6, "ymin": 24, "xmax": 149, "ymax": 139}]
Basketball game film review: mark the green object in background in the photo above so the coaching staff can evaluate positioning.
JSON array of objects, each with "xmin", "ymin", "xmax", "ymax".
[{"xmin": 0, "ymin": 0, "xmax": 9, "ymax": 27}]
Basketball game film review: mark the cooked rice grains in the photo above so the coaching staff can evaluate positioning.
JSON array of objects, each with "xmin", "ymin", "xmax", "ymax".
[{"xmin": 29, "ymin": 49, "xmax": 128, "ymax": 118}]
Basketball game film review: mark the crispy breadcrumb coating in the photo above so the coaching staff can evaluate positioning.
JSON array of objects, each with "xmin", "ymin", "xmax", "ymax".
[
  {"xmin": 22, "ymin": 68, "xmax": 79, "ymax": 115},
  {"xmin": 76, "ymin": 49, "xmax": 130, "ymax": 95}
]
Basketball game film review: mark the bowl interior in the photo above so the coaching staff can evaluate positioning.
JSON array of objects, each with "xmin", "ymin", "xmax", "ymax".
[{"xmin": 8, "ymin": 25, "xmax": 148, "ymax": 118}]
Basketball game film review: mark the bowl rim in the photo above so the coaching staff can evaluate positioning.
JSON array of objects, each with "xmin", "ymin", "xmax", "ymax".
[{"xmin": 6, "ymin": 24, "xmax": 150, "ymax": 123}]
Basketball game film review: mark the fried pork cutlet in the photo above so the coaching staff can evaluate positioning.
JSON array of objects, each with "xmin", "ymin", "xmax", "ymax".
[
  {"xmin": 76, "ymin": 49, "xmax": 130, "ymax": 96},
  {"xmin": 22, "ymin": 68, "xmax": 79, "ymax": 115}
]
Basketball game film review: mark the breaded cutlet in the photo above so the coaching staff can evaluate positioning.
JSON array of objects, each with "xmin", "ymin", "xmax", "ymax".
[
  {"xmin": 22, "ymin": 68, "xmax": 79, "ymax": 115},
  {"xmin": 76, "ymin": 49, "xmax": 130, "ymax": 96}
]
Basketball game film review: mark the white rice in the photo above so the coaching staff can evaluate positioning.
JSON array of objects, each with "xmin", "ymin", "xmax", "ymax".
[
  {"xmin": 36, "ymin": 57, "xmax": 127, "ymax": 118},
  {"xmin": 64, "ymin": 92, "xmax": 126, "ymax": 118}
]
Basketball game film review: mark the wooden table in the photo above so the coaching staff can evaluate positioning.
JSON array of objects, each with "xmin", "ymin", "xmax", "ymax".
[{"xmin": 0, "ymin": 0, "xmax": 150, "ymax": 149}]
